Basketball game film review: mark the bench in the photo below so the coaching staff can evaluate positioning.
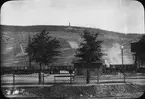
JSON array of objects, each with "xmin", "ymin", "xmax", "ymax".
[{"xmin": 54, "ymin": 75, "xmax": 74, "ymax": 83}]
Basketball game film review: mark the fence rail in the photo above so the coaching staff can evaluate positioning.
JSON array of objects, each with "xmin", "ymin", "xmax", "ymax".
[{"xmin": 1, "ymin": 72, "xmax": 145, "ymax": 85}]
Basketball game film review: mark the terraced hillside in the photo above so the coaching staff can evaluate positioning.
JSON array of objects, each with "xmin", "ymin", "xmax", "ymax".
[{"xmin": 1, "ymin": 25, "xmax": 143, "ymax": 67}]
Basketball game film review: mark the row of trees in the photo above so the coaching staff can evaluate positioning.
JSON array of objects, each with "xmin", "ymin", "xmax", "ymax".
[{"xmin": 26, "ymin": 29, "xmax": 103, "ymax": 84}]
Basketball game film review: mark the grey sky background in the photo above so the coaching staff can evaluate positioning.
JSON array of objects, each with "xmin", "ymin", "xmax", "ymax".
[{"xmin": 1, "ymin": 0, "xmax": 144, "ymax": 33}]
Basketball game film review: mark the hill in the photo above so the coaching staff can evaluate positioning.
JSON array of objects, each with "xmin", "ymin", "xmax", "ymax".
[{"xmin": 1, "ymin": 25, "xmax": 143, "ymax": 67}]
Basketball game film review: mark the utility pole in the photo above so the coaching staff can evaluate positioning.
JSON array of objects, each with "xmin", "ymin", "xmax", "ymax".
[
  {"xmin": 28, "ymin": 32, "xmax": 31, "ymax": 68},
  {"xmin": 121, "ymin": 45, "xmax": 125, "ymax": 83}
]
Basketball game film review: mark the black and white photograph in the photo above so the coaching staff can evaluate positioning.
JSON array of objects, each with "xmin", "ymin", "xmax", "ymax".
[{"xmin": 1, "ymin": 0, "xmax": 145, "ymax": 98}]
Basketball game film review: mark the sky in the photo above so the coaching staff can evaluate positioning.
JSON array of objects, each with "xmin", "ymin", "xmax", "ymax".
[{"xmin": 1, "ymin": 0, "xmax": 144, "ymax": 33}]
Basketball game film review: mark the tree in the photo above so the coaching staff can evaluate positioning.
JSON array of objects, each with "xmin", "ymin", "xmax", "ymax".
[
  {"xmin": 75, "ymin": 30, "xmax": 103, "ymax": 84},
  {"xmin": 26, "ymin": 30, "xmax": 61, "ymax": 84},
  {"xmin": 139, "ymin": 35, "xmax": 145, "ymax": 43}
]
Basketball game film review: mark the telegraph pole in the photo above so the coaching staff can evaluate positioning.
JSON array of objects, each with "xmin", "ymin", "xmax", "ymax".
[
  {"xmin": 121, "ymin": 45, "xmax": 126, "ymax": 83},
  {"xmin": 28, "ymin": 32, "xmax": 31, "ymax": 68}
]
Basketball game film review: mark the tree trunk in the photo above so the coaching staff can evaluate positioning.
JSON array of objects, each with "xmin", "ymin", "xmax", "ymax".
[
  {"xmin": 97, "ymin": 68, "xmax": 99, "ymax": 84},
  {"xmin": 86, "ymin": 69, "xmax": 90, "ymax": 84},
  {"xmin": 39, "ymin": 63, "xmax": 42, "ymax": 84}
]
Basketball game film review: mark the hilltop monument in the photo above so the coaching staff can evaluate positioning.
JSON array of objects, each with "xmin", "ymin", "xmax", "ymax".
[{"xmin": 65, "ymin": 22, "xmax": 73, "ymax": 30}]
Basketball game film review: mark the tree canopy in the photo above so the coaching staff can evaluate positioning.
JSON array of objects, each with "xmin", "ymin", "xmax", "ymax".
[
  {"xmin": 75, "ymin": 30, "xmax": 103, "ymax": 65},
  {"xmin": 139, "ymin": 35, "xmax": 145, "ymax": 43},
  {"xmin": 26, "ymin": 30, "xmax": 61, "ymax": 66}
]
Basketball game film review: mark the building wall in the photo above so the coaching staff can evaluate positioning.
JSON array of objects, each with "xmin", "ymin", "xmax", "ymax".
[{"xmin": 74, "ymin": 66, "xmax": 104, "ymax": 76}]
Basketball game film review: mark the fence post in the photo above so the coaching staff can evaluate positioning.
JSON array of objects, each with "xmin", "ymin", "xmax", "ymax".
[
  {"xmin": 13, "ymin": 68, "xmax": 15, "ymax": 86},
  {"xmin": 12, "ymin": 67, "xmax": 15, "ymax": 94},
  {"xmin": 69, "ymin": 69, "xmax": 73, "ymax": 84},
  {"xmin": 39, "ymin": 63, "xmax": 42, "ymax": 84},
  {"xmin": 54, "ymin": 76, "xmax": 55, "ymax": 83},
  {"xmin": 43, "ymin": 73, "xmax": 44, "ymax": 84},
  {"xmin": 70, "ymin": 72, "xmax": 72, "ymax": 84},
  {"xmin": 86, "ymin": 69, "xmax": 90, "ymax": 84}
]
